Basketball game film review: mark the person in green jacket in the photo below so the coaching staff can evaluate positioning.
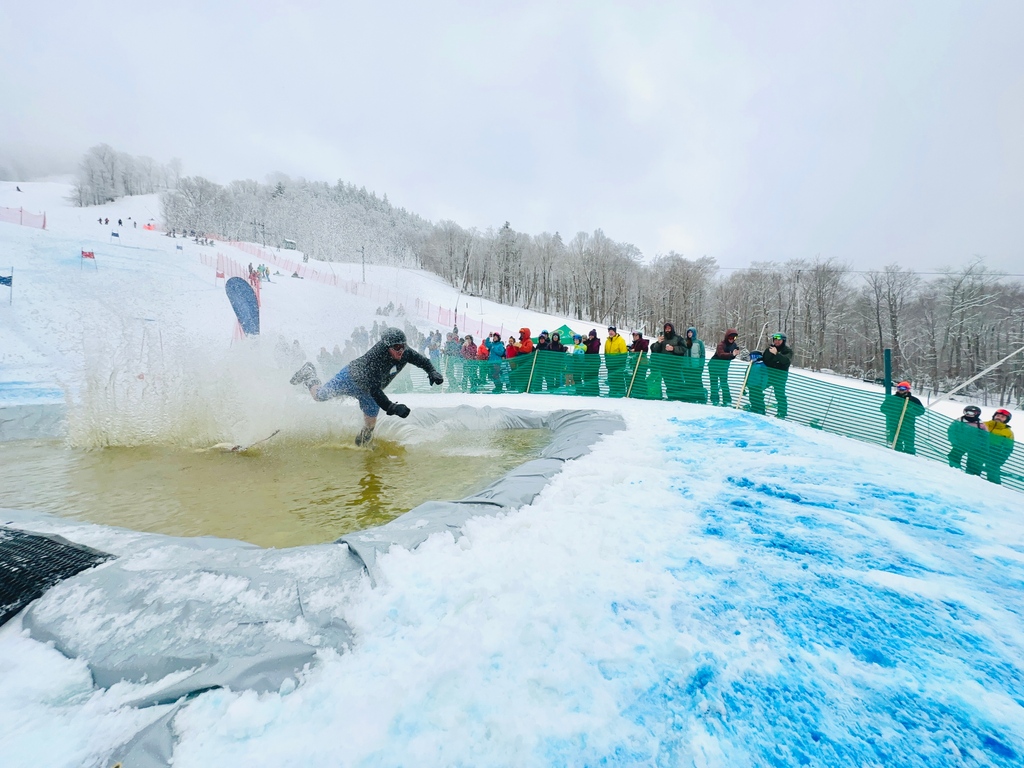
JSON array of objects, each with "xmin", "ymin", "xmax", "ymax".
[
  {"xmin": 762, "ymin": 333, "xmax": 793, "ymax": 419},
  {"xmin": 879, "ymin": 381, "xmax": 925, "ymax": 454}
]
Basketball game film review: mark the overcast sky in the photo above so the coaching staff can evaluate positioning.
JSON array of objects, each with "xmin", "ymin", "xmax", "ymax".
[{"xmin": 2, "ymin": 1, "xmax": 1022, "ymax": 271}]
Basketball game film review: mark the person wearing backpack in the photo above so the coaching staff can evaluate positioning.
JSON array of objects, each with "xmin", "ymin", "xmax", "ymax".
[{"xmin": 948, "ymin": 405, "xmax": 989, "ymax": 476}]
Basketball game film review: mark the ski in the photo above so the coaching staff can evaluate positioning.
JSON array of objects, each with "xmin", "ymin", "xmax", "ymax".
[{"xmin": 230, "ymin": 429, "xmax": 281, "ymax": 452}]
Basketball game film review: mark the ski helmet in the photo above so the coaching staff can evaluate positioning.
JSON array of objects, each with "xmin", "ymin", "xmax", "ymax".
[
  {"xmin": 772, "ymin": 332, "xmax": 787, "ymax": 342},
  {"xmin": 994, "ymin": 408, "xmax": 1012, "ymax": 423},
  {"xmin": 896, "ymin": 381, "xmax": 911, "ymax": 391},
  {"xmin": 750, "ymin": 351, "xmax": 763, "ymax": 361},
  {"xmin": 964, "ymin": 405, "xmax": 982, "ymax": 418},
  {"xmin": 381, "ymin": 328, "xmax": 406, "ymax": 347}
]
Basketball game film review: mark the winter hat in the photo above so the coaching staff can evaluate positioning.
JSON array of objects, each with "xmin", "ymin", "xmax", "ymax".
[
  {"xmin": 632, "ymin": 331, "xmax": 642, "ymax": 337},
  {"xmin": 573, "ymin": 334, "xmax": 583, "ymax": 342},
  {"xmin": 589, "ymin": 329, "xmax": 598, "ymax": 337},
  {"xmin": 381, "ymin": 328, "xmax": 406, "ymax": 347},
  {"xmin": 994, "ymin": 408, "xmax": 1012, "ymax": 422},
  {"xmin": 540, "ymin": 330, "xmax": 549, "ymax": 336}
]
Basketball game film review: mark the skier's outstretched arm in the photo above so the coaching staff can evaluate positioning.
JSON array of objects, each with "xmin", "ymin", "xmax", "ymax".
[{"xmin": 406, "ymin": 348, "xmax": 444, "ymax": 385}]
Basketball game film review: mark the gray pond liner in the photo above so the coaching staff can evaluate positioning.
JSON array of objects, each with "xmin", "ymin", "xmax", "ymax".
[{"xmin": 0, "ymin": 405, "xmax": 624, "ymax": 768}]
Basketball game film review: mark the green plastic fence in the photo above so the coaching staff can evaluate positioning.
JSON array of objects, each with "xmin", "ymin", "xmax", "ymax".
[{"xmin": 393, "ymin": 351, "xmax": 1021, "ymax": 492}]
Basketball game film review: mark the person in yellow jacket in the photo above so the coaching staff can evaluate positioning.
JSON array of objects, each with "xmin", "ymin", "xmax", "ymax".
[
  {"xmin": 983, "ymin": 409, "xmax": 1015, "ymax": 484},
  {"xmin": 604, "ymin": 326, "xmax": 629, "ymax": 397}
]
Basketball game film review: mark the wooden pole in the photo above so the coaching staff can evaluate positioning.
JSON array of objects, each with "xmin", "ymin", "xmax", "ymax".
[
  {"xmin": 626, "ymin": 351, "xmax": 645, "ymax": 398},
  {"xmin": 890, "ymin": 396, "xmax": 910, "ymax": 450},
  {"xmin": 526, "ymin": 350, "xmax": 540, "ymax": 393}
]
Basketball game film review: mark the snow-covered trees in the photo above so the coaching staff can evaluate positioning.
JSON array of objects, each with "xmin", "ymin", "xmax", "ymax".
[
  {"xmin": 159, "ymin": 175, "xmax": 430, "ymax": 267},
  {"xmin": 71, "ymin": 144, "xmax": 173, "ymax": 206},
  {"xmin": 147, "ymin": 157, "xmax": 1022, "ymax": 404}
]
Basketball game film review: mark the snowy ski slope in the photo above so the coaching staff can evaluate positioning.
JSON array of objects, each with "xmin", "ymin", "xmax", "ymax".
[{"xmin": 0, "ymin": 182, "xmax": 1022, "ymax": 767}]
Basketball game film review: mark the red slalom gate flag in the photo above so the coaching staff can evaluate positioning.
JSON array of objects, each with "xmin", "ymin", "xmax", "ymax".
[{"xmin": 81, "ymin": 250, "xmax": 95, "ymax": 259}]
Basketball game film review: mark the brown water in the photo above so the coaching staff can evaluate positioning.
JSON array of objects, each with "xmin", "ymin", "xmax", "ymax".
[{"xmin": 0, "ymin": 430, "xmax": 550, "ymax": 548}]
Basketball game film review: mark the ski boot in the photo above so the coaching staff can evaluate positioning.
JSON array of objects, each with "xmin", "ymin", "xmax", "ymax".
[
  {"xmin": 290, "ymin": 362, "xmax": 321, "ymax": 388},
  {"xmin": 355, "ymin": 427, "xmax": 374, "ymax": 447}
]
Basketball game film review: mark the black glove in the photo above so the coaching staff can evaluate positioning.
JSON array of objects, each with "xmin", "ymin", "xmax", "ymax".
[
  {"xmin": 387, "ymin": 403, "xmax": 411, "ymax": 418},
  {"xmin": 428, "ymin": 370, "xmax": 444, "ymax": 386}
]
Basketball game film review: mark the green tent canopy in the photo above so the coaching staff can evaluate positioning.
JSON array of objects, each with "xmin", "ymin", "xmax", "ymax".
[{"xmin": 551, "ymin": 324, "xmax": 577, "ymax": 341}]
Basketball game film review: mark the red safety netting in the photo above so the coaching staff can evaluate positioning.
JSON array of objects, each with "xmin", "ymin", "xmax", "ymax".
[
  {"xmin": 223, "ymin": 241, "xmax": 506, "ymax": 339},
  {"xmin": 0, "ymin": 206, "xmax": 46, "ymax": 229}
]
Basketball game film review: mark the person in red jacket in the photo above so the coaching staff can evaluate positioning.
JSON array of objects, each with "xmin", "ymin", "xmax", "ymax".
[
  {"xmin": 461, "ymin": 334, "xmax": 480, "ymax": 391},
  {"xmin": 509, "ymin": 327, "xmax": 534, "ymax": 391},
  {"xmin": 626, "ymin": 331, "xmax": 650, "ymax": 397},
  {"xmin": 514, "ymin": 327, "xmax": 534, "ymax": 355},
  {"xmin": 578, "ymin": 329, "xmax": 602, "ymax": 396},
  {"xmin": 709, "ymin": 329, "xmax": 740, "ymax": 406}
]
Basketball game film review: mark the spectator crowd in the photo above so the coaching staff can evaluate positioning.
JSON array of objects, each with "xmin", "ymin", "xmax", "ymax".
[{"xmin": 413, "ymin": 323, "xmax": 1016, "ymax": 486}]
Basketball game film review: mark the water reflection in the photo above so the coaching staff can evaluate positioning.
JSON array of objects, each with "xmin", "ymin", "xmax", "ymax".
[{"xmin": 0, "ymin": 429, "xmax": 549, "ymax": 548}]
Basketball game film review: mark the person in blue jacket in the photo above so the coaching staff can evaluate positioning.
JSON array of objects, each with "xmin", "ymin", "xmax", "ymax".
[
  {"xmin": 745, "ymin": 351, "xmax": 769, "ymax": 415},
  {"xmin": 484, "ymin": 332, "xmax": 507, "ymax": 392}
]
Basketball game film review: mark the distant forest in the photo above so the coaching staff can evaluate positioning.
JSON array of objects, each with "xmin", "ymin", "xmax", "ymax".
[{"xmin": 72, "ymin": 144, "xmax": 1024, "ymax": 404}]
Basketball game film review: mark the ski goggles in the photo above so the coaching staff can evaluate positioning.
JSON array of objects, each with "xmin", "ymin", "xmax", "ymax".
[
  {"xmin": 389, "ymin": 343, "xmax": 406, "ymax": 352},
  {"xmin": 896, "ymin": 385, "xmax": 910, "ymax": 392},
  {"xmin": 771, "ymin": 334, "xmax": 785, "ymax": 341}
]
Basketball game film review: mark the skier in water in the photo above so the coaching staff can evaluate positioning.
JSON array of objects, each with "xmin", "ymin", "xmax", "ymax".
[{"xmin": 290, "ymin": 328, "xmax": 444, "ymax": 445}]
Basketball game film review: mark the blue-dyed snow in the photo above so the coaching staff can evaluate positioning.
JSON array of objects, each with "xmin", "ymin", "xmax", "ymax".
[
  {"xmin": 601, "ymin": 415, "xmax": 1024, "ymax": 767},
  {"xmin": 0, "ymin": 380, "xmax": 63, "ymax": 404}
]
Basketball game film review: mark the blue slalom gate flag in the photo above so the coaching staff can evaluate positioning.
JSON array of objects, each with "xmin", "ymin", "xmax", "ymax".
[
  {"xmin": 176, "ymin": 244, "xmax": 183, "ymax": 251},
  {"xmin": 0, "ymin": 275, "xmax": 11, "ymax": 287},
  {"xmin": 111, "ymin": 231, "xmax": 119, "ymax": 238}
]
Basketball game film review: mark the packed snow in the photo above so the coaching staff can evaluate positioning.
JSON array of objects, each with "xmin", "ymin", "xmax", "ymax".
[{"xmin": 1, "ymin": 182, "xmax": 1022, "ymax": 767}]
